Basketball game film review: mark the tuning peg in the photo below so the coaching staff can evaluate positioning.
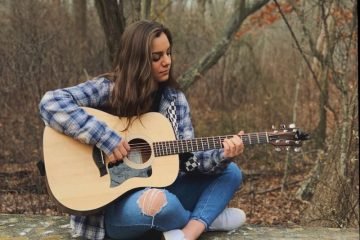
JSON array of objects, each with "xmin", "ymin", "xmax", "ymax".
[
  {"xmin": 286, "ymin": 146, "xmax": 290, "ymax": 151},
  {"xmin": 280, "ymin": 124, "xmax": 286, "ymax": 130},
  {"xmin": 275, "ymin": 147, "xmax": 281, "ymax": 152},
  {"xmin": 294, "ymin": 147, "xmax": 301, "ymax": 152},
  {"xmin": 272, "ymin": 125, "xmax": 278, "ymax": 133},
  {"xmin": 289, "ymin": 123, "xmax": 296, "ymax": 128}
]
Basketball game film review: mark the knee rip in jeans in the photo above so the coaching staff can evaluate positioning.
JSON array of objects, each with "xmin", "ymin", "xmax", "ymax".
[{"xmin": 137, "ymin": 188, "xmax": 167, "ymax": 217}]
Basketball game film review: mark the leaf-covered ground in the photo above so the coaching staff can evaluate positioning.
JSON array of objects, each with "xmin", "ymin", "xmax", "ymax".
[{"xmin": 0, "ymin": 161, "xmax": 309, "ymax": 226}]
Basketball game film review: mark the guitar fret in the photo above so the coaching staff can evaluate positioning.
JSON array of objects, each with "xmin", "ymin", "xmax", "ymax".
[
  {"xmin": 165, "ymin": 141, "xmax": 169, "ymax": 155},
  {"xmin": 166, "ymin": 141, "xmax": 170, "ymax": 155},
  {"xmin": 153, "ymin": 143, "xmax": 157, "ymax": 156},
  {"xmin": 174, "ymin": 141, "xmax": 179, "ymax": 154},
  {"xmin": 205, "ymin": 138, "xmax": 209, "ymax": 150},
  {"xmin": 248, "ymin": 134, "xmax": 252, "ymax": 144},
  {"xmin": 168, "ymin": 141, "xmax": 172, "ymax": 154},
  {"xmin": 256, "ymin": 133, "xmax": 260, "ymax": 144},
  {"xmin": 169, "ymin": 141, "xmax": 173, "ymax": 155},
  {"xmin": 216, "ymin": 136, "xmax": 220, "ymax": 149},
  {"xmin": 163, "ymin": 141, "xmax": 166, "ymax": 155},
  {"xmin": 265, "ymin": 132, "xmax": 269, "ymax": 143},
  {"xmin": 154, "ymin": 142, "xmax": 159, "ymax": 156},
  {"xmin": 160, "ymin": 142, "xmax": 164, "ymax": 156},
  {"xmin": 208, "ymin": 137, "xmax": 213, "ymax": 149},
  {"xmin": 240, "ymin": 135, "xmax": 246, "ymax": 145},
  {"xmin": 211, "ymin": 137, "xmax": 216, "ymax": 149},
  {"xmin": 195, "ymin": 139, "xmax": 199, "ymax": 151}
]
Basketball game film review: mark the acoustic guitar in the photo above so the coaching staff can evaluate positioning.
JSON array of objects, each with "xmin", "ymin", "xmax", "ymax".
[{"xmin": 42, "ymin": 107, "xmax": 309, "ymax": 214}]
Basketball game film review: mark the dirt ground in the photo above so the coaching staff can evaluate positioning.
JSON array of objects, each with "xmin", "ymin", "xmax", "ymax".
[{"xmin": 0, "ymin": 159, "xmax": 309, "ymax": 226}]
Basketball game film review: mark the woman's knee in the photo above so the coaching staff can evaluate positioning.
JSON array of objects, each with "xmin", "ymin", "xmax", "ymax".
[
  {"xmin": 137, "ymin": 188, "xmax": 182, "ymax": 217},
  {"xmin": 137, "ymin": 188, "xmax": 188, "ymax": 227},
  {"xmin": 137, "ymin": 188, "xmax": 167, "ymax": 217}
]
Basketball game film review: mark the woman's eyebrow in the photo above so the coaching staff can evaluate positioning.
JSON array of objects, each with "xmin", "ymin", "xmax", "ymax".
[{"xmin": 151, "ymin": 48, "xmax": 171, "ymax": 54}]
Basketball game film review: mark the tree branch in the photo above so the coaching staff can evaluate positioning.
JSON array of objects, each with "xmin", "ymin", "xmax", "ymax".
[
  {"xmin": 177, "ymin": 0, "xmax": 271, "ymax": 91},
  {"xmin": 274, "ymin": 0, "xmax": 322, "ymax": 91}
]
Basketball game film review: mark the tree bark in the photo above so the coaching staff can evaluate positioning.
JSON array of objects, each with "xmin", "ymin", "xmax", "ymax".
[
  {"xmin": 141, "ymin": 0, "xmax": 152, "ymax": 19},
  {"xmin": 296, "ymin": 0, "xmax": 359, "ymax": 227},
  {"xmin": 123, "ymin": 0, "xmax": 141, "ymax": 24},
  {"xmin": 95, "ymin": 0, "xmax": 126, "ymax": 64},
  {"xmin": 73, "ymin": 0, "xmax": 87, "ymax": 66}
]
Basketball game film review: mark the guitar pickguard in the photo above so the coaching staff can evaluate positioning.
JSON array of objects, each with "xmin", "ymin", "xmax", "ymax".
[{"xmin": 109, "ymin": 163, "xmax": 151, "ymax": 187}]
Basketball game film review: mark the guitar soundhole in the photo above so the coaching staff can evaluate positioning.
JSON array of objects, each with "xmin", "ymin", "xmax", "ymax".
[{"xmin": 128, "ymin": 138, "xmax": 151, "ymax": 165}]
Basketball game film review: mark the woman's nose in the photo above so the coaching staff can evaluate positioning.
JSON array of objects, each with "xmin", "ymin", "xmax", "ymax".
[{"xmin": 162, "ymin": 54, "xmax": 171, "ymax": 66}]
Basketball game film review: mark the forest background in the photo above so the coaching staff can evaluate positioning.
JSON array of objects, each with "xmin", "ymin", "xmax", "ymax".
[{"xmin": 0, "ymin": 0, "xmax": 358, "ymax": 229}]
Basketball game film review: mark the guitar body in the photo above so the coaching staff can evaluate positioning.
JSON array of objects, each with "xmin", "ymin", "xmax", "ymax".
[{"xmin": 43, "ymin": 107, "xmax": 179, "ymax": 214}]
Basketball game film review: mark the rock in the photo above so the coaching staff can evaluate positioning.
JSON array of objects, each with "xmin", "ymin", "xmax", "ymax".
[{"xmin": 0, "ymin": 214, "xmax": 358, "ymax": 240}]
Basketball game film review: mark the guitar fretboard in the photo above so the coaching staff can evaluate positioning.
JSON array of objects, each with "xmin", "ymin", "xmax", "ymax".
[{"xmin": 153, "ymin": 132, "xmax": 270, "ymax": 157}]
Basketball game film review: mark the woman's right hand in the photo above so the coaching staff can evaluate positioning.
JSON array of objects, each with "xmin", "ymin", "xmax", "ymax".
[{"xmin": 108, "ymin": 139, "xmax": 130, "ymax": 163}]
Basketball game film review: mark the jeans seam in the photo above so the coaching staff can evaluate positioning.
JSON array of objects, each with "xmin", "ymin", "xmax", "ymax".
[{"xmin": 196, "ymin": 177, "xmax": 221, "ymax": 228}]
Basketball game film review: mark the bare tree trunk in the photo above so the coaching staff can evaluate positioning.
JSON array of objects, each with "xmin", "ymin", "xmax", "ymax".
[
  {"xmin": 281, "ymin": 69, "xmax": 301, "ymax": 192},
  {"xmin": 95, "ymin": 0, "xmax": 143, "ymax": 64},
  {"xmin": 296, "ymin": 0, "xmax": 359, "ymax": 227},
  {"xmin": 123, "ymin": 0, "xmax": 141, "ymax": 24},
  {"xmin": 73, "ymin": 0, "xmax": 87, "ymax": 67},
  {"xmin": 141, "ymin": 0, "xmax": 152, "ymax": 19},
  {"xmin": 291, "ymin": 0, "xmax": 335, "ymax": 198},
  {"xmin": 95, "ymin": 0, "xmax": 126, "ymax": 64},
  {"xmin": 312, "ymin": 24, "xmax": 331, "ymax": 149},
  {"xmin": 197, "ymin": 0, "xmax": 207, "ymax": 22}
]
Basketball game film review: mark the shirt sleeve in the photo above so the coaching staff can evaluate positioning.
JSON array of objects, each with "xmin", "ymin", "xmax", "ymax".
[
  {"xmin": 176, "ymin": 91, "xmax": 230, "ymax": 174},
  {"xmin": 39, "ymin": 77, "xmax": 121, "ymax": 155}
]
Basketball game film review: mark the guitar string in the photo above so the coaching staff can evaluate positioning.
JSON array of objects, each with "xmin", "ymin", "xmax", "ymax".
[
  {"xmin": 114, "ymin": 132, "xmax": 296, "ymax": 158},
  {"xmin": 124, "ymin": 136, "xmax": 296, "ymax": 156},
  {"xmin": 127, "ymin": 133, "xmax": 274, "ymax": 148},
  {"xmin": 126, "ymin": 136, "xmax": 273, "ymax": 154},
  {"xmin": 127, "ymin": 134, "xmax": 273, "ymax": 148}
]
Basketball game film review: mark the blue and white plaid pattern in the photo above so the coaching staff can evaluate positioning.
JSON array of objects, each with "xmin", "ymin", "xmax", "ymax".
[
  {"xmin": 39, "ymin": 78, "xmax": 120, "ymax": 155},
  {"xmin": 70, "ymin": 215, "xmax": 105, "ymax": 240},
  {"xmin": 39, "ymin": 77, "xmax": 230, "ymax": 240}
]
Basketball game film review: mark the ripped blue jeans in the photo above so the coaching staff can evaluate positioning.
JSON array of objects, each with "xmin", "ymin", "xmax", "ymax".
[{"xmin": 104, "ymin": 163, "xmax": 242, "ymax": 239}]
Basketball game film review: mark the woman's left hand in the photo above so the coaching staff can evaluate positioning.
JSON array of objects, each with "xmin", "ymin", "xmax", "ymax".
[{"xmin": 223, "ymin": 130, "xmax": 245, "ymax": 158}]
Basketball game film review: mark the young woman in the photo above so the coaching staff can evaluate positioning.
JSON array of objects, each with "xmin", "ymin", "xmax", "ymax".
[{"xmin": 39, "ymin": 20, "xmax": 246, "ymax": 240}]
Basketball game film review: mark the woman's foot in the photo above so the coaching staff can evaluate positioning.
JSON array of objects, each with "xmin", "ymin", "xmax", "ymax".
[
  {"xmin": 162, "ymin": 229, "xmax": 186, "ymax": 240},
  {"xmin": 208, "ymin": 208, "xmax": 246, "ymax": 231}
]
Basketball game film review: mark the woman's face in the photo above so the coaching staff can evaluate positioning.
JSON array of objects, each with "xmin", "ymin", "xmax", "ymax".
[{"xmin": 151, "ymin": 32, "xmax": 171, "ymax": 83}]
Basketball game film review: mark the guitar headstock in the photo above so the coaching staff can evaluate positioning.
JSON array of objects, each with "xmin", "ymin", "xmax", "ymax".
[{"xmin": 268, "ymin": 123, "xmax": 310, "ymax": 152}]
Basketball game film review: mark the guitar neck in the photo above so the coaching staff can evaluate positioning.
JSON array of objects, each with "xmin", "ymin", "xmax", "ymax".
[{"xmin": 153, "ymin": 132, "xmax": 270, "ymax": 157}]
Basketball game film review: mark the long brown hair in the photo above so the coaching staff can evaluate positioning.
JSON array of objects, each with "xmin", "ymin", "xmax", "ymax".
[{"xmin": 106, "ymin": 20, "xmax": 178, "ymax": 119}]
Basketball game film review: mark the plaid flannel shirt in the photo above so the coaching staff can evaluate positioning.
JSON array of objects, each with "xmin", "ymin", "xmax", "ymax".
[{"xmin": 39, "ymin": 77, "xmax": 230, "ymax": 240}]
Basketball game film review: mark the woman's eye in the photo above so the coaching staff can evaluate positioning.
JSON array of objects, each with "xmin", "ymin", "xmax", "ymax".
[{"xmin": 152, "ymin": 53, "xmax": 161, "ymax": 62}]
